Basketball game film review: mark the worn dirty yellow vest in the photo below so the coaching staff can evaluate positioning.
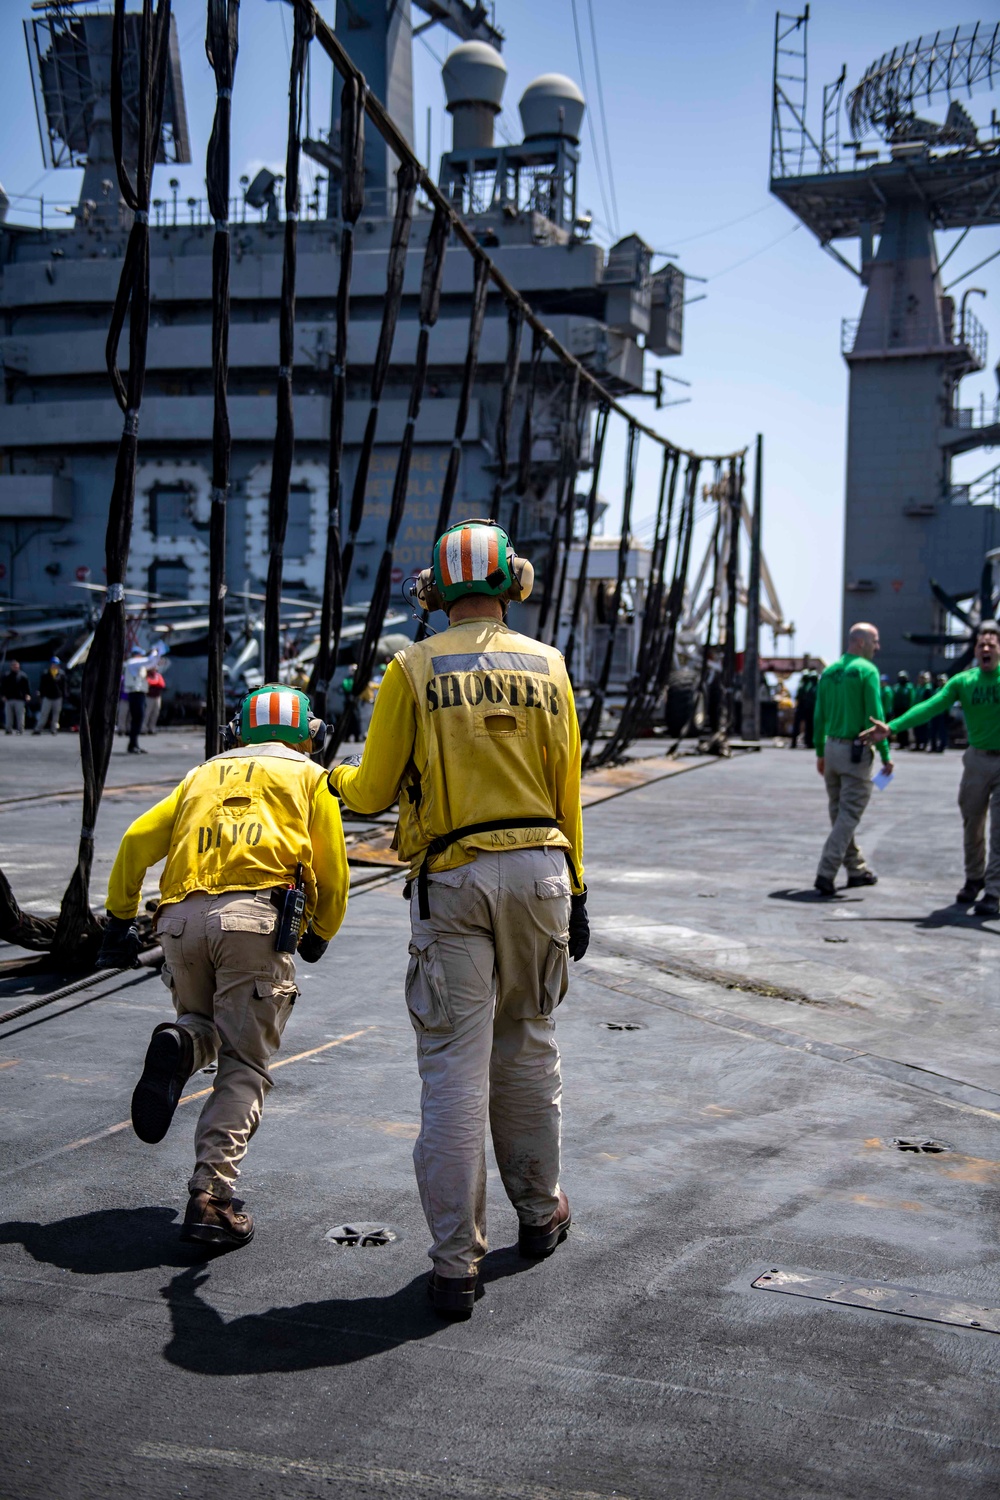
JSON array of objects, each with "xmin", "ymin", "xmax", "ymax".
[
  {"xmin": 393, "ymin": 619, "xmax": 576, "ymax": 876},
  {"xmin": 159, "ymin": 745, "xmax": 328, "ymax": 916}
]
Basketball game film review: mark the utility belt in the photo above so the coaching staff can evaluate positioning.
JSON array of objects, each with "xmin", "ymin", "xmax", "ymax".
[
  {"xmin": 413, "ymin": 818, "xmax": 576, "ymax": 921},
  {"xmin": 827, "ymin": 735, "xmax": 868, "ymax": 764}
]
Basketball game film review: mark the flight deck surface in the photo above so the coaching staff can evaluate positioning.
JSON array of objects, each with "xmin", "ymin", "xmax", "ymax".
[{"xmin": 1, "ymin": 739, "xmax": 999, "ymax": 1498}]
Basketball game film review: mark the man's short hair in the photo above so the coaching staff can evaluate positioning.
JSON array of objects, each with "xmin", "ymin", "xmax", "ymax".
[{"xmin": 977, "ymin": 620, "xmax": 1000, "ymax": 639}]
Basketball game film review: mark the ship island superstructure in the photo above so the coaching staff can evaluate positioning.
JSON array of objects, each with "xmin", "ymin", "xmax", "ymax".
[{"xmin": 0, "ymin": 0, "xmax": 684, "ymax": 694}]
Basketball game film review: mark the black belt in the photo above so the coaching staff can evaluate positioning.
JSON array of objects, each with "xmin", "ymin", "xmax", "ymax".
[{"xmin": 416, "ymin": 818, "xmax": 566, "ymax": 920}]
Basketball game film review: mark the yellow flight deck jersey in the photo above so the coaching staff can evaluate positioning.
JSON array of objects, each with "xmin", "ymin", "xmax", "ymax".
[
  {"xmin": 328, "ymin": 618, "xmax": 584, "ymax": 893},
  {"xmin": 106, "ymin": 743, "xmax": 350, "ymax": 940}
]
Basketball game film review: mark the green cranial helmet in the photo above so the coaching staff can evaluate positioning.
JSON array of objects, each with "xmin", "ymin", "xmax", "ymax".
[
  {"xmin": 240, "ymin": 684, "xmax": 313, "ymax": 745},
  {"xmin": 432, "ymin": 519, "xmax": 515, "ymax": 607}
]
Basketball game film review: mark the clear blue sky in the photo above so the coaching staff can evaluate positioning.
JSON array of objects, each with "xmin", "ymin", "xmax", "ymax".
[{"xmin": 3, "ymin": 0, "xmax": 998, "ymax": 663}]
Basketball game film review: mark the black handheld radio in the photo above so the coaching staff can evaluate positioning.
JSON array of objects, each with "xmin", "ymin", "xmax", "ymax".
[{"xmin": 275, "ymin": 864, "xmax": 306, "ymax": 953}]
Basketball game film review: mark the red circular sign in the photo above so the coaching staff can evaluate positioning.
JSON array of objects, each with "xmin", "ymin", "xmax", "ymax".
[
  {"xmin": 391, "ymin": 566, "xmax": 404, "ymax": 585},
  {"xmin": 76, "ymin": 565, "xmax": 91, "ymax": 582}
]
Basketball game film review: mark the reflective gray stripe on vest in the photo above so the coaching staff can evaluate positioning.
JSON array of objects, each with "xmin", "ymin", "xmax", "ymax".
[{"xmin": 430, "ymin": 651, "xmax": 550, "ymax": 675}]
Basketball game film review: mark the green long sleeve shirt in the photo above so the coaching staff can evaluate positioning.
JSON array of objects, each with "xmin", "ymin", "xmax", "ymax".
[
  {"xmin": 814, "ymin": 653, "xmax": 890, "ymax": 764},
  {"xmin": 889, "ymin": 666, "xmax": 1000, "ymax": 750}
]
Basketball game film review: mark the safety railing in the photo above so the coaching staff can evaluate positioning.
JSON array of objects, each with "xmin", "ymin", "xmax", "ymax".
[
  {"xmin": 947, "ymin": 397, "xmax": 1000, "ymax": 431},
  {"xmin": 841, "ymin": 310, "xmax": 988, "ymax": 367}
]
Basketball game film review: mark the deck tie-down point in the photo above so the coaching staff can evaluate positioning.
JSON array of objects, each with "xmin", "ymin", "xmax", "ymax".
[
  {"xmin": 892, "ymin": 1138, "xmax": 953, "ymax": 1154},
  {"xmin": 599, "ymin": 1021, "xmax": 644, "ymax": 1031},
  {"xmin": 325, "ymin": 1223, "xmax": 398, "ymax": 1247}
]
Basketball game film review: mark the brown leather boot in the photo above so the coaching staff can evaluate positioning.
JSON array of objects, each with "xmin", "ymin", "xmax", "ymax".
[
  {"xmin": 180, "ymin": 1190, "xmax": 254, "ymax": 1248},
  {"xmin": 131, "ymin": 1024, "xmax": 195, "ymax": 1144},
  {"xmin": 427, "ymin": 1269, "xmax": 478, "ymax": 1318},
  {"xmin": 518, "ymin": 1189, "xmax": 571, "ymax": 1259}
]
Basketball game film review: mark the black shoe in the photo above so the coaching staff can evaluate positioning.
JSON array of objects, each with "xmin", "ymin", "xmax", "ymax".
[
  {"xmin": 846, "ymin": 870, "xmax": 878, "ymax": 888},
  {"xmin": 131, "ymin": 1025, "xmax": 194, "ymax": 1143},
  {"xmin": 813, "ymin": 876, "xmax": 836, "ymax": 898},
  {"xmin": 973, "ymin": 894, "xmax": 999, "ymax": 919},
  {"xmin": 519, "ymin": 1190, "xmax": 572, "ymax": 1259},
  {"xmin": 180, "ymin": 1190, "xmax": 254, "ymax": 1248},
  {"xmin": 956, "ymin": 881, "xmax": 982, "ymax": 905},
  {"xmin": 427, "ymin": 1270, "xmax": 478, "ymax": 1318},
  {"xmin": 127, "ymin": 744, "xmax": 148, "ymax": 754}
]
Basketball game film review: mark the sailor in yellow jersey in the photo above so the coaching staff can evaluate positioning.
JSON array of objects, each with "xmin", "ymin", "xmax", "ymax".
[
  {"xmin": 97, "ymin": 685, "xmax": 349, "ymax": 1248},
  {"xmin": 329, "ymin": 519, "xmax": 587, "ymax": 1318}
]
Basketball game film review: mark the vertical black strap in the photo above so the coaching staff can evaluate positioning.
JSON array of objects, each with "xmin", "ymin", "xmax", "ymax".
[
  {"xmin": 56, "ymin": 0, "xmax": 173, "ymax": 961},
  {"xmin": 508, "ymin": 327, "xmax": 544, "ymax": 543},
  {"xmin": 341, "ymin": 161, "xmax": 419, "ymax": 589},
  {"xmin": 311, "ymin": 73, "xmax": 366, "ymax": 719},
  {"xmin": 581, "ymin": 421, "xmax": 640, "ymax": 768},
  {"xmin": 204, "ymin": 0, "xmax": 239, "ymax": 759},
  {"xmin": 263, "ymin": 1, "xmax": 315, "ymax": 682},
  {"xmin": 563, "ymin": 401, "xmax": 609, "ymax": 683}
]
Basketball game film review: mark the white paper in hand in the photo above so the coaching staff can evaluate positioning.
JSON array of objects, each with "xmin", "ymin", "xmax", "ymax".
[{"xmin": 873, "ymin": 768, "xmax": 894, "ymax": 791}]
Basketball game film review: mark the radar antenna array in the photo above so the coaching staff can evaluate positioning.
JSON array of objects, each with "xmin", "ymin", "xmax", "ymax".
[
  {"xmin": 848, "ymin": 22, "xmax": 1000, "ymax": 139},
  {"xmin": 24, "ymin": 2, "xmax": 190, "ymax": 173}
]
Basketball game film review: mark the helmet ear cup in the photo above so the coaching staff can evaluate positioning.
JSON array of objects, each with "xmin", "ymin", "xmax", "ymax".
[
  {"xmin": 219, "ymin": 713, "xmax": 241, "ymax": 751},
  {"xmin": 507, "ymin": 553, "xmax": 534, "ymax": 603},
  {"xmin": 413, "ymin": 568, "xmax": 446, "ymax": 613}
]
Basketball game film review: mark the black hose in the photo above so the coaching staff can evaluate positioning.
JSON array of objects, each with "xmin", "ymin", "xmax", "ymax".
[{"xmin": 204, "ymin": 0, "xmax": 240, "ymax": 758}]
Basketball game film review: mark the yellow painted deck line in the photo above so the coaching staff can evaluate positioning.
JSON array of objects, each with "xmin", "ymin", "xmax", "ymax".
[
  {"xmin": 0, "ymin": 1026, "xmax": 374, "ymax": 1181},
  {"xmin": 176, "ymin": 1027, "xmax": 374, "ymax": 1106}
]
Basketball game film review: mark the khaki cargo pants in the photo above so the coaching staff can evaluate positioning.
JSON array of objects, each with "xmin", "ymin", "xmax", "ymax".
[
  {"xmin": 958, "ymin": 747, "xmax": 1000, "ymax": 896},
  {"xmin": 407, "ymin": 846, "xmax": 571, "ymax": 1277},
  {"xmin": 817, "ymin": 736, "xmax": 874, "ymax": 883},
  {"xmin": 156, "ymin": 889, "xmax": 298, "ymax": 1201}
]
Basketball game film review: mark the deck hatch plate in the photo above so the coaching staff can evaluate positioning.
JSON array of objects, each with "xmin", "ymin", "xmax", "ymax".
[{"xmin": 753, "ymin": 1267, "xmax": 1000, "ymax": 1333}]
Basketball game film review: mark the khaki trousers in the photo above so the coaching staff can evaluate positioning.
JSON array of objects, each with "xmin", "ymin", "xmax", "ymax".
[
  {"xmin": 407, "ymin": 846, "xmax": 571, "ymax": 1277},
  {"xmin": 35, "ymin": 698, "xmax": 61, "ymax": 733},
  {"xmin": 958, "ymin": 748, "xmax": 1000, "ymax": 896},
  {"xmin": 817, "ymin": 737, "xmax": 874, "ymax": 883},
  {"xmin": 156, "ymin": 889, "xmax": 298, "ymax": 1200}
]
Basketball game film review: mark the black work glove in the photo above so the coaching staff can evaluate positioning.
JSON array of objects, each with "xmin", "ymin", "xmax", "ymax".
[
  {"xmin": 96, "ymin": 915, "xmax": 140, "ymax": 969},
  {"xmin": 567, "ymin": 889, "xmax": 590, "ymax": 962},
  {"xmin": 298, "ymin": 926, "xmax": 329, "ymax": 964}
]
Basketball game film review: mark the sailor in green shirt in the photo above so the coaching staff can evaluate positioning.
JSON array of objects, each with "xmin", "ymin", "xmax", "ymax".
[
  {"xmin": 813, "ymin": 623, "xmax": 893, "ymax": 896},
  {"xmin": 864, "ymin": 620, "xmax": 1000, "ymax": 916}
]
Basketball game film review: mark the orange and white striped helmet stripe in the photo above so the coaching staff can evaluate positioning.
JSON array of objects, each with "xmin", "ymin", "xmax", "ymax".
[
  {"xmin": 438, "ymin": 525, "xmax": 500, "ymax": 587},
  {"xmin": 249, "ymin": 690, "xmax": 301, "ymax": 730}
]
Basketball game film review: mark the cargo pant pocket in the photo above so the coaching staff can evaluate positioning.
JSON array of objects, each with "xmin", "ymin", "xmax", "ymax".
[
  {"xmin": 539, "ymin": 934, "xmax": 569, "ymax": 1017},
  {"xmin": 405, "ymin": 931, "xmax": 453, "ymax": 1034}
]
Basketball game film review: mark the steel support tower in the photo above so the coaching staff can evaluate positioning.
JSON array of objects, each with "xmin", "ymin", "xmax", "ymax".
[{"xmin": 770, "ymin": 13, "xmax": 1000, "ymax": 669}]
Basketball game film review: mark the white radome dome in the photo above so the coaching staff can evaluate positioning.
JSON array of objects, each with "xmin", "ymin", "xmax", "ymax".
[
  {"xmin": 518, "ymin": 74, "xmax": 586, "ymax": 143},
  {"xmin": 443, "ymin": 42, "xmax": 507, "ymax": 112}
]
